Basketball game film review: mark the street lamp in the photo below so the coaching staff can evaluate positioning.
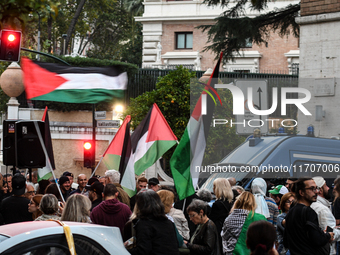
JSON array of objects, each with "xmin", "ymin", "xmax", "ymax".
[{"xmin": 112, "ymin": 104, "xmax": 124, "ymax": 120}]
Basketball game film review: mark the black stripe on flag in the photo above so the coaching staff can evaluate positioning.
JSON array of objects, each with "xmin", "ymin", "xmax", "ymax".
[
  {"xmin": 202, "ymin": 53, "xmax": 222, "ymax": 139},
  {"xmin": 130, "ymin": 105, "xmax": 153, "ymax": 154},
  {"xmin": 118, "ymin": 119, "xmax": 131, "ymax": 180},
  {"xmin": 32, "ymin": 61, "xmax": 125, "ymax": 77}
]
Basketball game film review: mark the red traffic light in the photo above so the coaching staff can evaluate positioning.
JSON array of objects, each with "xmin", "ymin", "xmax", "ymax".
[
  {"xmin": 0, "ymin": 29, "xmax": 22, "ymax": 62},
  {"xmin": 83, "ymin": 140, "xmax": 95, "ymax": 169},
  {"xmin": 7, "ymin": 34, "xmax": 16, "ymax": 42},
  {"xmin": 84, "ymin": 141, "xmax": 92, "ymax": 150}
]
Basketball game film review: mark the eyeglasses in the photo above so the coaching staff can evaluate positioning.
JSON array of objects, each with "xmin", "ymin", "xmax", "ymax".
[
  {"xmin": 305, "ymin": 186, "xmax": 320, "ymax": 192},
  {"xmin": 286, "ymin": 200, "xmax": 295, "ymax": 204},
  {"xmin": 27, "ymin": 191, "xmax": 36, "ymax": 195},
  {"xmin": 188, "ymin": 213, "xmax": 198, "ymax": 218}
]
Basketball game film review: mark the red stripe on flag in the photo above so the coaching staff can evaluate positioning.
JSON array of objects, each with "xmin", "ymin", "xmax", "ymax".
[
  {"xmin": 103, "ymin": 115, "xmax": 131, "ymax": 156},
  {"xmin": 22, "ymin": 57, "xmax": 68, "ymax": 99},
  {"xmin": 146, "ymin": 103, "xmax": 178, "ymax": 143}
]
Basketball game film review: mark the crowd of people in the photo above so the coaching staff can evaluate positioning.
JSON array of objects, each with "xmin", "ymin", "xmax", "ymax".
[{"xmin": 1, "ymin": 170, "xmax": 339, "ymax": 255}]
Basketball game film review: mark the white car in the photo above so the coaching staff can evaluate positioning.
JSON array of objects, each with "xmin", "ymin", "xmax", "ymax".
[{"xmin": 0, "ymin": 221, "xmax": 130, "ymax": 255}]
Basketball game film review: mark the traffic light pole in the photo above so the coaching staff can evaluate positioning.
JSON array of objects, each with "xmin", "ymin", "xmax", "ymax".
[{"xmin": 20, "ymin": 48, "xmax": 71, "ymax": 66}]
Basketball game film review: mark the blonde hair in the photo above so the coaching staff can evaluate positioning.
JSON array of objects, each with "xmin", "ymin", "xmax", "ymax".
[
  {"xmin": 231, "ymin": 191, "xmax": 256, "ymax": 215},
  {"xmin": 157, "ymin": 190, "xmax": 174, "ymax": 214},
  {"xmin": 61, "ymin": 194, "xmax": 91, "ymax": 223},
  {"xmin": 213, "ymin": 178, "xmax": 233, "ymax": 203}
]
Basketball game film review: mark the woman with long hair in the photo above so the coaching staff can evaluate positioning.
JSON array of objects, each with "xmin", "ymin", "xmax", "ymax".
[
  {"xmin": 247, "ymin": 220, "xmax": 279, "ymax": 255},
  {"xmin": 210, "ymin": 178, "xmax": 234, "ymax": 230},
  {"xmin": 28, "ymin": 194, "xmax": 43, "ymax": 220},
  {"xmin": 61, "ymin": 194, "xmax": 91, "ymax": 223},
  {"xmin": 210, "ymin": 178, "xmax": 234, "ymax": 252},
  {"xmin": 277, "ymin": 192, "xmax": 295, "ymax": 254},
  {"xmin": 127, "ymin": 189, "xmax": 179, "ymax": 255},
  {"xmin": 221, "ymin": 191, "xmax": 267, "ymax": 255},
  {"xmin": 158, "ymin": 189, "xmax": 190, "ymax": 240}
]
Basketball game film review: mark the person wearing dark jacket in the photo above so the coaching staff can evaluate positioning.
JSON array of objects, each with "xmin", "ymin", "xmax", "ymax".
[
  {"xmin": 90, "ymin": 183, "xmax": 131, "ymax": 235},
  {"xmin": 126, "ymin": 189, "xmax": 180, "ymax": 255},
  {"xmin": 0, "ymin": 173, "xmax": 32, "ymax": 224},
  {"xmin": 285, "ymin": 178, "xmax": 333, "ymax": 255},
  {"xmin": 185, "ymin": 199, "xmax": 220, "ymax": 255},
  {"xmin": 209, "ymin": 178, "xmax": 233, "ymax": 254}
]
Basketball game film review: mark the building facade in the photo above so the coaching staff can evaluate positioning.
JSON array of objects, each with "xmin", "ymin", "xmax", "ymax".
[
  {"xmin": 296, "ymin": 0, "xmax": 340, "ymax": 137},
  {"xmin": 136, "ymin": 0, "xmax": 300, "ymax": 73}
]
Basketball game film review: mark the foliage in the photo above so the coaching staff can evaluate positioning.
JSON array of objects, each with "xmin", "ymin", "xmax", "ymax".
[
  {"xmin": 84, "ymin": 0, "xmax": 135, "ymax": 60},
  {"xmin": 119, "ymin": 22, "xmax": 143, "ymax": 67},
  {"xmin": 0, "ymin": 0, "xmax": 59, "ymax": 30},
  {"xmin": 124, "ymin": 66, "xmax": 194, "ymax": 136},
  {"xmin": 198, "ymin": 0, "xmax": 300, "ymax": 62},
  {"xmin": 124, "ymin": 0, "xmax": 144, "ymax": 16}
]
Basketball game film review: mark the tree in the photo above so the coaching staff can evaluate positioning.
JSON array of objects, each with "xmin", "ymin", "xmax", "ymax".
[
  {"xmin": 0, "ymin": 0, "xmax": 59, "ymax": 29},
  {"xmin": 198, "ymin": 0, "xmax": 300, "ymax": 61}
]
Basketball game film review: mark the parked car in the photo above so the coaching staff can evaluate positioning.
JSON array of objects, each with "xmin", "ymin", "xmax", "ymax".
[
  {"xmin": 0, "ymin": 221, "xmax": 129, "ymax": 255},
  {"xmin": 200, "ymin": 133, "xmax": 340, "ymax": 191}
]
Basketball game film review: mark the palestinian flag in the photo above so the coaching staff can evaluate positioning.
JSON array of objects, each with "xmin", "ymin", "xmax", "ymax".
[
  {"xmin": 102, "ymin": 115, "xmax": 131, "ymax": 178},
  {"xmin": 38, "ymin": 107, "xmax": 54, "ymax": 181},
  {"xmin": 170, "ymin": 53, "xmax": 222, "ymax": 200},
  {"xmin": 21, "ymin": 57, "xmax": 128, "ymax": 104},
  {"xmin": 121, "ymin": 103, "xmax": 177, "ymax": 196}
]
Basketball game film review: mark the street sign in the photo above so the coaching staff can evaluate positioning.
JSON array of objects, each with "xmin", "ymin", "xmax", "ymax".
[
  {"xmin": 235, "ymin": 79, "xmax": 268, "ymax": 135},
  {"xmin": 95, "ymin": 111, "xmax": 106, "ymax": 120},
  {"xmin": 97, "ymin": 120, "xmax": 120, "ymax": 128}
]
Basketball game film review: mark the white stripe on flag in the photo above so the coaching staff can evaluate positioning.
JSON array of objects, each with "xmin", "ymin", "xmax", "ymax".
[
  {"xmin": 133, "ymin": 132, "xmax": 154, "ymax": 163},
  {"xmin": 121, "ymin": 151, "xmax": 136, "ymax": 192},
  {"xmin": 188, "ymin": 116, "xmax": 206, "ymax": 189},
  {"xmin": 56, "ymin": 72, "xmax": 128, "ymax": 90}
]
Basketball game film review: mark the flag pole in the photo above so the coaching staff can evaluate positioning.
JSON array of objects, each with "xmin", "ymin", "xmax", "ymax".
[
  {"xmin": 28, "ymin": 102, "xmax": 65, "ymax": 202},
  {"xmin": 31, "ymin": 119, "xmax": 65, "ymax": 203}
]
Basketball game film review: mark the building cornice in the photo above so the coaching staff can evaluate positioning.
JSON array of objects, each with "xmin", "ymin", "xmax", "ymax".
[{"xmin": 296, "ymin": 12, "xmax": 340, "ymax": 25}]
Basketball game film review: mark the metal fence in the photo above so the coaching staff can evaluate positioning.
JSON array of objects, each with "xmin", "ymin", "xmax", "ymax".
[{"xmin": 127, "ymin": 68, "xmax": 298, "ymax": 118}]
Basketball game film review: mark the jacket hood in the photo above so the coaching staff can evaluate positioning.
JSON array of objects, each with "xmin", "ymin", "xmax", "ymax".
[{"xmin": 98, "ymin": 199, "xmax": 124, "ymax": 214}]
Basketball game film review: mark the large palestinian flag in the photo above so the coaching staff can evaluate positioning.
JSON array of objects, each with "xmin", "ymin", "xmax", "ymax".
[
  {"xmin": 121, "ymin": 103, "xmax": 177, "ymax": 196},
  {"xmin": 170, "ymin": 53, "xmax": 222, "ymax": 200},
  {"xmin": 21, "ymin": 57, "xmax": 128, "ymax": 104},
  {"xmin": 102, "ymin": 115, "xmax": 131, "ymax": 178}
]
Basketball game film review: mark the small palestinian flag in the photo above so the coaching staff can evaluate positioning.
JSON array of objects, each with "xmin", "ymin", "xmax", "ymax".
[
  {"xmin": 102, "ymin": 115, "xmax": 131, "ymax": 178},
  {"xmin": 121, "ymin": 103, "xmax": 177, "ymax": 196},
  {"xmin": 21, "ymin": 57, "xmax": 128, "ymax": 104}
]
